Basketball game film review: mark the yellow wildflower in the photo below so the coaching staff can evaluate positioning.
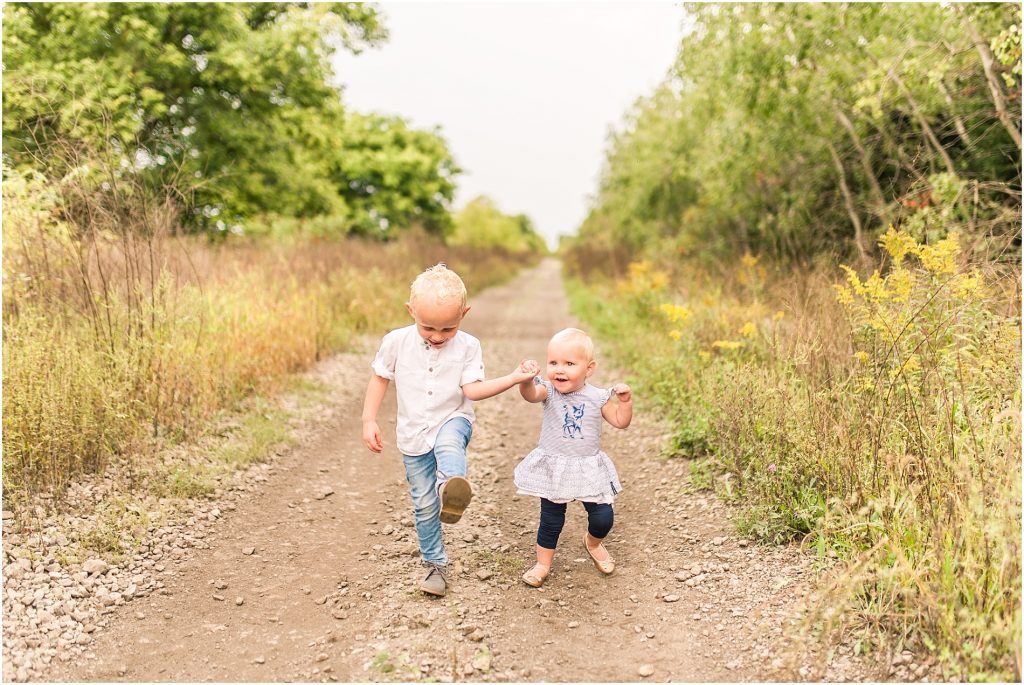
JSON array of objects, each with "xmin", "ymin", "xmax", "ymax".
[
  {"xmin": 878, "ymin": 227, "xmax": 918, "ymax": 264},
  {"xmin": 698, "ymin": 351, "xmax": 712, "ymax": 362},
  {"xmin": 863, "ymin": 270, "xmax": 888, "ymax": 301},
  {"xmin": 951, "ymin": 270, "xmax": 984, "ymax": 299},
  {"xmin": 833, "ymin": 284, "xmax": 854, "ymax": 306},
  {"xmin": 741, "ymin": 252, "xmax": 760, "ymax": 268},
  {"xmin": 668, "ymin": 330, "xmax": 682, "ymax": 341},
  {"xmin": 855, "ymin": 376, "xmax": 876, "ymax": 393},
  {"xmin": 868, "ymin": 314, "xmax": 889, "ymax": 334},
  {"xmin": 628, "ymin": 261, "xmax": 651, "ymax": 278},
  {"xmin": 650, "ymin": 270, "xmax": 669, "ymax": 291},
  {"xmin": 711, "ymin": 340, "xmax": 745, "ymax": 351},
  {"xmin": 888, "ymin": 267, "xmax": 913, "ymax": 303},
  {"xmin": 659, "ymin": 303, "xmax": 692, "ymax": 323},
  {"xmin": 840, "ymin": 265, "xmax": 866, "ymax": 295},
  {"xmin": 854, "ymin": 351, "xmax": 870, "ymax": 364},
  {"xmin": 916, "ymin": 233, "xmax": 960, "ymax": 274},
  {"xmin": 740, "ymin": 322, "xmax": 757, "ymax": 338},
  {"xmin": 890, "ymin": 354, "xmax": 921, "ymax": 379},
  {"xmin": 773, "ymin": 310, "xmax": 785, "ymax": 320}
]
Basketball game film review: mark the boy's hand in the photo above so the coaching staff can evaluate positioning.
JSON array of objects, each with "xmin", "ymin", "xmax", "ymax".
[
  {"xmin": 611, "ymin": 383, "xmax": 632, "ymax": 403},
  {"xmin": 513, "ymin": 359, "xmax": 539, "ymax": 383},
  {"xmin": 362, "ymin": 420, "xmax": 384, "ymax": 453}
]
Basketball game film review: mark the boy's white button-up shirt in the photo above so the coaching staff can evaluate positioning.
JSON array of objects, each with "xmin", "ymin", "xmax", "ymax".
[{"xmin": 371, "ymin": 325, "xmax": 485, "ymax": 456}]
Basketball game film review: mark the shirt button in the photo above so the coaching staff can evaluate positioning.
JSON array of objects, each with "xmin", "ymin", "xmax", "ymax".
[
  {"xmin": 428, "ymin": 391, "xmax": 433, "ymax": 395},
  {"xmin": 429, "ymin": 368, "xmax": 433, "ymax": 372}
]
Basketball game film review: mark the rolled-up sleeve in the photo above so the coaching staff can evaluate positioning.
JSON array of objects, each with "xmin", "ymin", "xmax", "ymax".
[
  {"xmin": 460, "ymin": 339, "xmax": 485, "ymax": 386},
  {"xmin": 371, "ymin": 333, "xmax": 397, "ymax": 380}
]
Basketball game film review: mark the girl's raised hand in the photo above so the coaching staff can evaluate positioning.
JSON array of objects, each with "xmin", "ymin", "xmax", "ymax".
[{"xmin": 612, "ymin": 383, "xmax": 632, "ymax": 403}]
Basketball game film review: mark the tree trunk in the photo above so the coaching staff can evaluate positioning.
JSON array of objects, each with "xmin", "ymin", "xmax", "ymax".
[
  {"xmin": 833, "ymin": 103, "xmax": 892, "ymax": 224},
  {"xmin": 937, "ymin": 77, "xmax": 974, "ymax": 148},
  {"xmin": 826, "ymin": 140, "xmax": 869, "ymax": 262},
  {"xmin": 887, "ymin": 66, "xmax": 958, "ymax": 175},
  {"xmin": 961, "ymin": 7, "xmax": 1023, "ymax": 149}
]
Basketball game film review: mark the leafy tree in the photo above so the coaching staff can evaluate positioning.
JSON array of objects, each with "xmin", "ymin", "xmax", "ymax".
[
  {"xmin": 3, "ymin": 3, "xmax": 459, "ymax": 236},
  {"xmin": 570, "ymin": 3, "xmax": 1021, "ymax": 269},
  {"xmin": 331, "ymin": 113, "xmax": 459, "ymax": 237},
  {"xmin": 449, "ymin": 195, "xmax": 547, "ymax": 253}
]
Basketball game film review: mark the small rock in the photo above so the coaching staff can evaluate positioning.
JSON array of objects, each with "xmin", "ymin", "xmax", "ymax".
[
  {"xmin": 235, "ymin": 597, "xmax": 245, "ymax": 606},
  {"xmin": 467, "ymin": 629, "xmax": 485, "ymax": 642},
  {"xmin": 568, "ymin": 621, "xmax": 579, "ymax": 629},
  {"xmin": 212, "ymin": 594, "xmax": 225, "ymax": 602},
  {"xmin": 254, "ymin": 656, "xmax": 265, "ymax": 665},
  {"xmin": 82, "ymin": 559, "xmax": 109, "ymax": 575},
  {"xmin": 242, "ymin": 546, "xmax": 256, "ymax": 556},
  {"xmin": 663, "ymin": 594, "xmax": 680, "ymax": 603},
  {"xmin": 472, "ymin": 652, "xmax": 492, "ymax": 672},
  {"xmin": 638, "ymin": 664, "xmax": 655, "ymax": 677},
  {"xmin": 476, "ymin": 569, "xmax": 494, "ymax": 581},
  {"xmin": 2, "ymin": 511, "xmax": 14, "ymax": 520},
  {"xmin": 314, "ymin": 487, "xmax": 334, "ymax": 500}
]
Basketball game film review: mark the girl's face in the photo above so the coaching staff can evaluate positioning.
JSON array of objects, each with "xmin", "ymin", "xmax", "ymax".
[{"xmin": 546, "ymin": 339, "xmax": 596, "ymax": 393}]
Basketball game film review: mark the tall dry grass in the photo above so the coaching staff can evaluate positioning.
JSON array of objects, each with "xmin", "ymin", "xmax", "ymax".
[
  {"xmin": 567, "ymin": 232, "xmax": 1021, "ymax": 679},
  {"xmin": 2, "ymin": 167, "xmax": 535, "ymax": 504}
]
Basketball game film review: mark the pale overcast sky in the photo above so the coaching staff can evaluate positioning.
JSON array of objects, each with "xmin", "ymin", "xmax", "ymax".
[{"xmin": 332, "ymin": 2, "xmax": 686, "ymax": 247}]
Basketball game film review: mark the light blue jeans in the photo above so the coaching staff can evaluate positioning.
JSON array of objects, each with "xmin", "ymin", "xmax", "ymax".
[{"xmin": 402, "ymin": 417, "xmax": 472, "ymax": 566}]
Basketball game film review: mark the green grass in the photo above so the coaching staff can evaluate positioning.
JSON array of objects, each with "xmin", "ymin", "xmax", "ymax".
[{"xmin": 475, "ymin": 549, "xmax": 526, "ymax": 577}]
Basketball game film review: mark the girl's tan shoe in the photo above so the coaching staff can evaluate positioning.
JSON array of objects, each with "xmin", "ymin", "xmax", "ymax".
[
  {"xmin": 522, "ymin": 563, "xmax": 550, "ymax": 588},
  {"xmin": 584, "ymin": 533, "xmax": 615, "ymax": 574}
]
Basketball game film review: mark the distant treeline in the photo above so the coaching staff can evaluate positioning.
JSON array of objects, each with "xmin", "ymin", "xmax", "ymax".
[{"xmin": 566, "ymin": 3, "xmax": 1021, "ymax": 270}]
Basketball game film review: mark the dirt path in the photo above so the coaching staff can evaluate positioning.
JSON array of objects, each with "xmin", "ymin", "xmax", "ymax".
[{"xmin": 50, "ymin": 259, "xmax": 876, "ymax": 682}]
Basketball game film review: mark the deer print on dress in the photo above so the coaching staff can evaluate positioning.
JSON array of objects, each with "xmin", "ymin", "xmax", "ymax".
[{"xmin": 562, "ymin": 403, "xmax": 585, "ymax": 439}]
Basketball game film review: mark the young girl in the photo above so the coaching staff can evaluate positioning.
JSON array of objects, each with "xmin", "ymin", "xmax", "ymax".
[{"xmin": 513, "ymin": 328, "xmax": 632, "ymax": 587}]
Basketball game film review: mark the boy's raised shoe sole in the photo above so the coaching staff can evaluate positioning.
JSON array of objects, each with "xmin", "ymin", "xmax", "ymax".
[{"xmin": 439, "ymin": 477, "xmax": 473, "ymax": 524}]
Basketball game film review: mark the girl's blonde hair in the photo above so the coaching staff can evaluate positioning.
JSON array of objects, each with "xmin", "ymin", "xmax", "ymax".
[
  {"xmin": 409, "ymin": 263, "xmax": 467, "ymax": 309},
  {"xmin": 550, "ymin": 327, "xmax": 595, "ymax": 362}
]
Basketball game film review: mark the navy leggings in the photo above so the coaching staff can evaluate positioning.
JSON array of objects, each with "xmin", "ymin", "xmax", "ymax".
[{"xmin": 537, "ymin": 498, "xmax": 614, "ymax": 550}]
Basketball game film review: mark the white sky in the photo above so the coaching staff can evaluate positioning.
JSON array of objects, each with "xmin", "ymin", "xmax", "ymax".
[{"xmin": 332, "ymin": 2, "xmax": 686, "ymax": 248}]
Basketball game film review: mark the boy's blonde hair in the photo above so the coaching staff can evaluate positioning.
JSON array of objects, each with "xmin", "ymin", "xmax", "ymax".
[
  {"xmin": 409, "ymin": 263, "xmax": 467, "ymax": 309},
  {"xmin": 550, "ymin": 327, "xmax": 595, "ymax": 362}
]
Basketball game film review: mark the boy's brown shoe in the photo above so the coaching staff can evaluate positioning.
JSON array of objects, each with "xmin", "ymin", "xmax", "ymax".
[{"xmin": 439, "ymin": 476, "xmax": 473, "ymax": 524}]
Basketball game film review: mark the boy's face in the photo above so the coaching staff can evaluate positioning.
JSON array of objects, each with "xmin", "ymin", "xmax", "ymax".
[
  {"xmin": 546, "ymin": 338, "xmax": 596, "ymax": 394},
  {"xmin": 405, "ymin": 299, "xmax": 470, "ymax": 348}
]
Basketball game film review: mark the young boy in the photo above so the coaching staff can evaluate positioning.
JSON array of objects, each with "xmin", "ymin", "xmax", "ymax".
[{"xmin": 361, "ymin": 264, "xmax": 536, "ymax": 596}]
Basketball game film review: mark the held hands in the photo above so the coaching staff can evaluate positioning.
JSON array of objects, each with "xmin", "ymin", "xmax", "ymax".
[
  {"xmin": 611, "ymin": 383, "xmax": 632, "ymax": 403},
  {"xmin": 362, "ymin": 420, "xmax": 384, "ymax": 453},
  {"xmin": 513, "ymin": 359, "xmax": 540, "ymax": 384}
]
